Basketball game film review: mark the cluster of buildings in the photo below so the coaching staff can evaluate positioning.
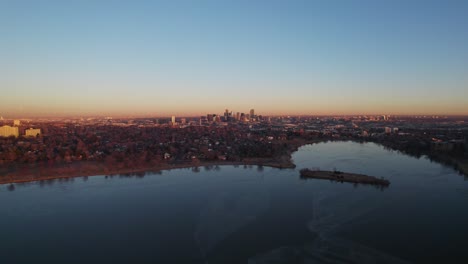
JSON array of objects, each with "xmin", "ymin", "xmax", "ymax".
[
  {"xmin": 0, "ymin": 120, "xmax": 41, "ymax": 138},
  {"xmin": 201, "ymin": 108, "xmax": 261, "ymax": 124},
  {"xmin": 0, "ymin": 112, "xmax": 466, "ymax": 171},
  {"xmin": 168, "ymin": 109, "xmax": 262, "ymax": 126}
]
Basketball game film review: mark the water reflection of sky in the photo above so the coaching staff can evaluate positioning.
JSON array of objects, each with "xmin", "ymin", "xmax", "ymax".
[{"xmin": 1, "ymin": 142, "xmax": 467, "ymax": 263}]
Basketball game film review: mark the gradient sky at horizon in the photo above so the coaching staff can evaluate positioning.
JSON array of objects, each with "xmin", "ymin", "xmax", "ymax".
[{"xmin": 1, "ymin": 0, "xmax": 468, "ymax": 117}]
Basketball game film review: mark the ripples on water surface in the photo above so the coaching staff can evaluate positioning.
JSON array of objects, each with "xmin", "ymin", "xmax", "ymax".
[{"xmin": 1, "ymin": 141, "xmax": 467, "ymax": 263}]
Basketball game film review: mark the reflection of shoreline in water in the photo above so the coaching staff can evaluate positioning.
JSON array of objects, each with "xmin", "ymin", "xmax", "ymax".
[
  {"xmin": 0, "ymin": 154, "xmax": 296, "ymax": 185},
  {"xmin": 3, "ymin": 164, "xmax": 267, "ymax": 191}
]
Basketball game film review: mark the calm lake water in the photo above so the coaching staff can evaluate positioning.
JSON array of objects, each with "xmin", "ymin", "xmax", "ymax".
[{"xmin": 1, "ymin": 141, "xmax": 468, "ymax": 264}]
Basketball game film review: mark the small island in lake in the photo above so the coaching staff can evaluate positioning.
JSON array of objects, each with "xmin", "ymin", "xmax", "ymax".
[{"xmin": 299, "ymin": 168, "xmax": 390, "ymax": 186}]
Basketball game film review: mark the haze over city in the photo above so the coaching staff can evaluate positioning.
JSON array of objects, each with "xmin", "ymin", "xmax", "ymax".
[
  {"xmin": 3, "ymin": 1, "xmax": 468, "ymax": 264},
  {"xmin": 2, "ymin": 0, "xmax": 468, "ymax": 118}
]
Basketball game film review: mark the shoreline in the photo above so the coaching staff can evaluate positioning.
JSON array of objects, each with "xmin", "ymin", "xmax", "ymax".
[
  {"xmin": 1, "ymin": 139, "xmax": 466, "ymax": 185},
  {"xmin": 0, "ymin": 156, "xmax": 298, "ymax": 185}
]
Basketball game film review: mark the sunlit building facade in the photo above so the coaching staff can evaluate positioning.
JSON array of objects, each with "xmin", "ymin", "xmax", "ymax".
[
  {"xmin": 25, "ymin": 128, "xmax": 41, "ymax": 137},
  {"xmin": 0, "ymin": 125, "xmax": 19, "ymax": 138}
]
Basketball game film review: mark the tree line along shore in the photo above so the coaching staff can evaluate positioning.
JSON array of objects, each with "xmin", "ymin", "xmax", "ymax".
[{"xmin": 1, "ymin": 118, "xmax": 467, "ymax": 185}]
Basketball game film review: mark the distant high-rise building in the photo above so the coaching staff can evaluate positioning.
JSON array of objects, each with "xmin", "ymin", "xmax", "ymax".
[
  {"xmin": 236, "ymin": 112, "xmax": 240, "ymax": 121},
  {"xmin": 250, "ymin": 109, "xmax": 254, "ymax": 117},
  {"xmin": 181, "ymin": 118, "xmax": 186, "ymax": 124},
  {"xmin": 240, "ymin": 113, "xmax": 245, "ymax": 122},
  {"xmin": 224, "ymin": 109, "xmax": 229, "ymax": 122},
  {"xmin": 0, "ymin": 125, "xmax": 19, "ymax": 138},
  {"xmin": 207, "ymin": 114, "xmax": 214, "ymax": 122},
  {"xmin": 171, "ymin": 116, "xmax": 176, "ymax": 124},
  {"xmin": 25, "ymin": 128, "xmax": 41, "ymax": 137},
  {"xmin": 13, "ymin": 120, "xmax": 20, "ymax": 126}
]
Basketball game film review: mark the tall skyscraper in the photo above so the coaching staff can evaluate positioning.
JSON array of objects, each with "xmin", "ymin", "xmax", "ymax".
[
  {"xmin": 171, "ymin": 116, "xmax": 176, "ymax": 124},
  {"xmin": 249, "ymin": 109, "xmax": 255, "ymax": 122},
  {"xmin": 224, "ymin": 109, "xmax": 229, "ymax": 122}
]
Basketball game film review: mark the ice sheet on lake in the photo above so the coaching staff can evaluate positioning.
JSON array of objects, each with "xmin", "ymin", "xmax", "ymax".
[
  {"xmin": 248, "ymin": 236, "xmax": 412, "ymax": 264},
  {"xmin": 247, "ymin": 185, "xmax": 413, "ymax": 264},
  {"xmin": 194, "ymin": 188, "xmax": 270, "ymax": 257}
]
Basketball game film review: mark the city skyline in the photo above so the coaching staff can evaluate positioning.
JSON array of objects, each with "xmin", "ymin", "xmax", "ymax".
[{"xmin": 2, "ymin": 0, "xmax": 468, "ymax": 117}]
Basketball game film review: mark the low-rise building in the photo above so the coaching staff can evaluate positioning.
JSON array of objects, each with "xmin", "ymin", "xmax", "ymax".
[
  {"xmin": 25, "ymin": 128, "xmax": 41, "ymax": 137},
  {"xmin": 0, "ymin": 125, "xmax": 19, "ymax": 137}
]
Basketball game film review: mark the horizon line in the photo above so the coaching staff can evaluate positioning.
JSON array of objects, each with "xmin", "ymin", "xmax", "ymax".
[{"xmin": 2, "ymin": 113, "xmax": 468, "ymax": 120}]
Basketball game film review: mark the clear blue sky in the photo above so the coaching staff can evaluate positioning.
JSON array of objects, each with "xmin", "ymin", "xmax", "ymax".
[{"xmin": 1, "ymin": 0, "xmax": 467, "ymax": 117}]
